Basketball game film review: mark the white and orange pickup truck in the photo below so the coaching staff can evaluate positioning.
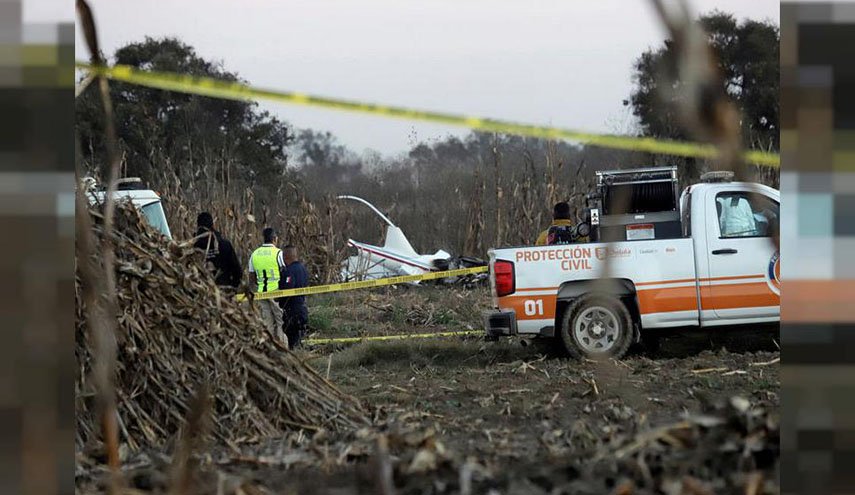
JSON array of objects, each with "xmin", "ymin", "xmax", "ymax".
[{"xmin": 483, "ymin": 167, "xmax": 780, "ymax": 358}]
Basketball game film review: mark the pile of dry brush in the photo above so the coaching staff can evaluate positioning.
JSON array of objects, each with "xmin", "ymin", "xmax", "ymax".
[{"xmin": 75, "ymin": 203, "xmax": 368, "ymax": 453}]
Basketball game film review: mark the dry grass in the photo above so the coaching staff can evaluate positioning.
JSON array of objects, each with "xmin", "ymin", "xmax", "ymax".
[
  {"xmin": 322, "ymin": 338, "xmax": 531, "ymax": 370},
  {"xmin": 305, "ymin": 285, "xmax": 490, "ymax": 340}
]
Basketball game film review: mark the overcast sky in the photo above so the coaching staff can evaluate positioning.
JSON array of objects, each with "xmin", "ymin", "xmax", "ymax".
[{"xmin": 69, "ymin": 0, "xmax": 779, "ymax": 156}]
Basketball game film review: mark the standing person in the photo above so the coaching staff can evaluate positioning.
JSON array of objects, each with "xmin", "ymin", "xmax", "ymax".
[
  {"xmin": 279, "ymin": 245, "xmax": 309, "ymax": 349},
  {"xmin": 194, "ymin": 212, "xmax": 242, "ymax": 288},
  {"xmin": 535, "ymin": 202, "xmax": 586, "ymax": 245},
  {"xmin": 248, "ymin": 227, "xmax": 288, "ymax": 348}
]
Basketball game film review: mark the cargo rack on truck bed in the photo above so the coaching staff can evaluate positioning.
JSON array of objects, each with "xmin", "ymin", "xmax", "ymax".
[{"xmin": 586, "ymin": 166, "xmax": 681, "ymax": 242}]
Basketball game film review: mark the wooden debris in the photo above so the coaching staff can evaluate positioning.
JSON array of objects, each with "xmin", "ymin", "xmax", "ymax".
[
  {"xmin": 749, "ymin": 357, "xmax": 780, "ymax": 367},
  {"xmin": 690, "ymin": 367, "xmax": 728, "ymax": 375},
  {"xmin": 584, "ymin": 377, "xmax": 600, "ymax": 396}
]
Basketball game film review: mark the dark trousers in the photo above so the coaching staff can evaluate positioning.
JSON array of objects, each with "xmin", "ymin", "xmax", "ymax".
[{"xmin": 283, "ymin": 313, "xmax": 307, "ymax": 349}]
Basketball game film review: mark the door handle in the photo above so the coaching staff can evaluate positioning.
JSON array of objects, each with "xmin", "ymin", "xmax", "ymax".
[{"xmin": 712, "ymin": 248, "xmax": 738, "ymax": 255}]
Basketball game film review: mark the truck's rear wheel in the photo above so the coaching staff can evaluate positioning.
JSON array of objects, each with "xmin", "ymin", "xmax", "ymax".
[{"xmin": 559, "ymin": 295, "xmax": 633, "ymax": 359}]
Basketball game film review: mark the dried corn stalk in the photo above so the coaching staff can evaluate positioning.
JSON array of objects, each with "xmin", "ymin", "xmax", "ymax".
[{"xmin": 76, "ymin": 203, "xmax": 368, "ymax": 453}]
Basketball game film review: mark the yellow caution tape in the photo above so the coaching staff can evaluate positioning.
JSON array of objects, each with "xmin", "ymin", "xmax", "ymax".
[
  {"xmin": 236, "ymin": 266, "xmax": 488, "ymax": 301},
  {"xmin": 76, "ymin": 62, "xmax": 779, "ymax": 168},
  {"xmin": 305, "ymin": 330, "xmax": 482, "ymax": 345}
]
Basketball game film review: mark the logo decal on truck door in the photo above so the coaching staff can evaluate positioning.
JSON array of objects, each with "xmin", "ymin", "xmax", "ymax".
[
  {"xmin": 766, "ymin": 251, "xmax": 780, "ymax": 296},
  {"xmin": 594, "ymin": 247, "xmax": 632, "ymax": 260}
]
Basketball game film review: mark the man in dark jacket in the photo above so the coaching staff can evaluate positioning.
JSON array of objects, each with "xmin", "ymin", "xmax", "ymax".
[
  {"xmin": 194, "ymin": 212, "xmax": 242, "ymax": 288},
  {"xmin": 279, "ymin": 245, "xmax": 309, "ymax": 348}
]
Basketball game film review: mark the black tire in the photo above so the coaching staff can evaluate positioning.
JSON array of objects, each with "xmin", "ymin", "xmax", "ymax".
[{"xmin": 559, "ymin": 294, "xmax": 634, "ymax": 360}]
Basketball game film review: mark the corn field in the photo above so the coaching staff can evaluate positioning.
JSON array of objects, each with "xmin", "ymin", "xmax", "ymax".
[{"xmin": 80, "ymin": 132, "xmax": 778, "ymax": 287}]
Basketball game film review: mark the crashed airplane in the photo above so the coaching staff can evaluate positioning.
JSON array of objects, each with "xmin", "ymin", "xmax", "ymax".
[{"xmin": 337, "ymin": 195, "xmax": 486, "ymax": 282}]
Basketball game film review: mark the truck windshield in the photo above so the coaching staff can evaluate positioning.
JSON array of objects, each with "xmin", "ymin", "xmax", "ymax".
[{"xmin": 140, "ymin": 201, "xmax": 172, "ymax": 239}]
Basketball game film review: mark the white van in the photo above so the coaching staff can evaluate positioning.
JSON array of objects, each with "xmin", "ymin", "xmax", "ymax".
[{"xmin": 84, "ymin": 177, "xmax": 172, "ymax": 239}]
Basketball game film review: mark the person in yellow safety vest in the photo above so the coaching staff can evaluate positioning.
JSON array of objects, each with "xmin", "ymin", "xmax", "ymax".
[
  {"xmin": 535, "ymin": 201, "xmax": 587, "ymax": 245},
  {"xmin": 248, "ymin": 227, "xmax": 288, "ymax": 348}
]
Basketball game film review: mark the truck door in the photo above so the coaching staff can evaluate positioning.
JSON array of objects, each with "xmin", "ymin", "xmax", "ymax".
[{"xmin": 702, "ymin": 186, "xmax": 780, "ymax": 321}]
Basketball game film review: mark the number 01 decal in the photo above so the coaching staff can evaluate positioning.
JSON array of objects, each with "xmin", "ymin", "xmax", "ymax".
[{"xmin": 524, "ymin": 299, "xmax": 544, "ymax": 316}]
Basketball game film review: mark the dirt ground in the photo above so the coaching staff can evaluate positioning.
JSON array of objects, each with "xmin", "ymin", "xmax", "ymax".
[{"xmin": 79, "ymin": 284, "xmax": 780, "ymax": 494}]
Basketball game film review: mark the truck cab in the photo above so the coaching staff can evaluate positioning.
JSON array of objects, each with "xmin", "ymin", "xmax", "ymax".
[
  {"xmin": 483, "ymin": 167, "xmax": 780, "ymax": 358},
  {"xmin": 85, "ymin": 177, "xmax": 172, "ymax": 239}
]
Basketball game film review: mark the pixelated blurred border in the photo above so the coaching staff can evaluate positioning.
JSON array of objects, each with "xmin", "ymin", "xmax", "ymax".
[
  {"xmin": 0, "ymin": 0, "xmax": 75, "ymax": 493},
  {"xmin": 780, "ymin": 2, "xmax": 855, "ymax": 494}
]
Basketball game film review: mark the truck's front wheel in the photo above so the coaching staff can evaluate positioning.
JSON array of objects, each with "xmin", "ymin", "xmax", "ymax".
[{"xmin": 559, "ymin": 295, "xmax": 633, "ymax": 359}]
